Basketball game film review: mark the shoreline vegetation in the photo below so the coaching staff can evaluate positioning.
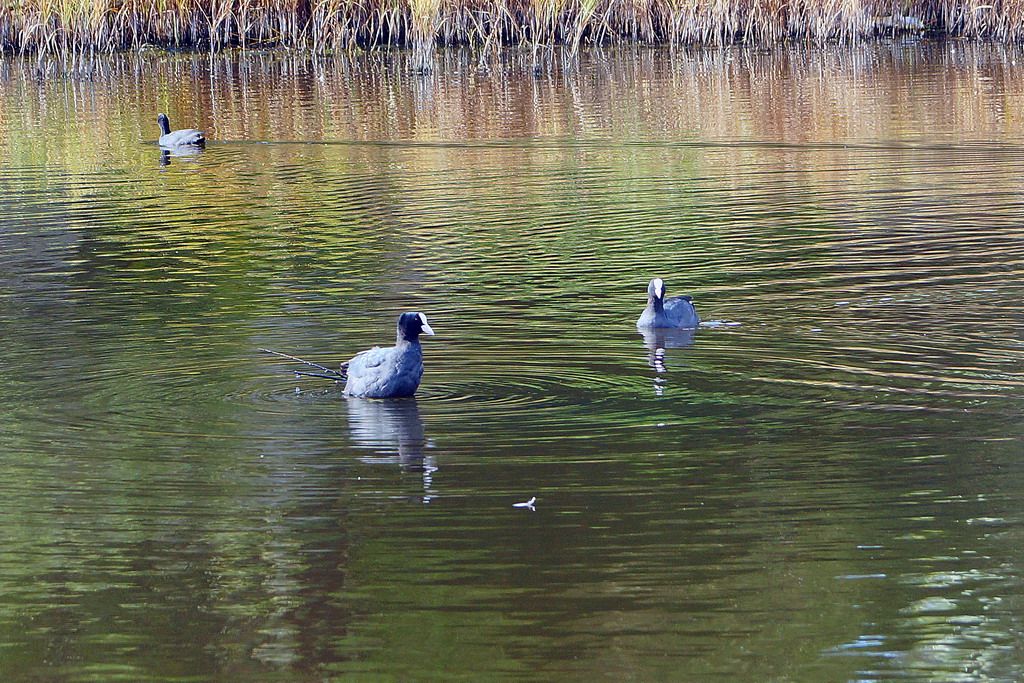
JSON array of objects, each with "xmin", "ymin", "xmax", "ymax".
[{"xmin": 1, "ymin": 0, "xmax": 1019, "ymax": 70}]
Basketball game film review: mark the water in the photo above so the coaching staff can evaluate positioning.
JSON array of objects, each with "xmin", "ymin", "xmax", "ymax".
[{"xmin": 3, "ymin": 42, "xmax": 1024, "ymax": 681}]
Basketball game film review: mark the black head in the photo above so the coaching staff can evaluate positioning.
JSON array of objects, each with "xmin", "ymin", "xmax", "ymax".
[
  {"xmin": 647, "ymin": 278, "xmax": 666, "ymax": 302},
  {"xmin": 397, "ymin": 312, "xmax": 435, "ymax": 342},
  {"xmin": 157, "ymin": 113, "xmax": 170, "ymax": 135}
]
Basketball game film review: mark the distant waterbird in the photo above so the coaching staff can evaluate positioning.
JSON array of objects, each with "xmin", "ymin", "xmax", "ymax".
[
  {"xmin": 157, "ymin": 113, "xmax": 205, "ymax": 148},
  {"xmin": 637, "ymin": 278, "xmax": 700, "ymax": 329},
  {"xmin": 262, "ymin": 312, "xmax": 435, "ymax": 399},
  {"xmin": 513, "ymin": 496, "xmax": 537, "ymax": 510}
]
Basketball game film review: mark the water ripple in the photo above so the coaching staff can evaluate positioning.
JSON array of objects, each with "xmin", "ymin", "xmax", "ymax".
[{"xmin": 4, "ymin": 45, "xmax": 1024, "ymax": 683}]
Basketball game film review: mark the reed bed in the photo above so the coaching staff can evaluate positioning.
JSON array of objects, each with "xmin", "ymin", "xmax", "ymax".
[{"xmin": 3, "ymin": 0, "xmax": 1024, "ymax": 63}]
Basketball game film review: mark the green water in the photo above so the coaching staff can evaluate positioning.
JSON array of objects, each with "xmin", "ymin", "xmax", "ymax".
[{"xmin": 2, "ymin": 43, "xmax": 1024, "ymax": 681}]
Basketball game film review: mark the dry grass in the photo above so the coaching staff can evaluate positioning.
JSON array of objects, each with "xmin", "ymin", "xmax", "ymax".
[{"xmin": 3, "ymin": 0, "xmax": 1024, "ymax": 65}]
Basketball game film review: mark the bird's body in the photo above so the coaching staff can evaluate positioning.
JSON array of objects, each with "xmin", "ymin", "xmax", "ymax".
[
  {"xmin": 157, "ymin": 113, "xmax": 205, "ymax": 148},
  {"xmin": 341, "ymin": 312, "xmax": 434, "ymax": 399},
  {"xmin": 342, "ymin": 343, "xmax": 425, "ymax": 398},
  {"xmin": 637, "ymin": 278, "xmax": 700, "ymax": 329}
]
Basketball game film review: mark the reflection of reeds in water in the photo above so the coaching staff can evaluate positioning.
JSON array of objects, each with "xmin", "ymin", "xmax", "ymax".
[
  {"xmin": 4, "ymin": 44, "xmax": 1024, "ymax": 246},
  {"xmin": 5, "ymin": 0, "xmax": 1024, "ymax": 60},
  {"xmin": 4, "ymin": 44, "xmax": 1024, "ymax": 146}
]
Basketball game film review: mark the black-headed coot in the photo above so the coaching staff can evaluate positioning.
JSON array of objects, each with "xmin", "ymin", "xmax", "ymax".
[
  {"xmin": 636, "ymin": 278, "xmax": 700, "ymax": 329},
  {"xmin": 157, "ymin": 113, "xmax": 205, "ymax": 148},
  {"xmin": 341, "ymin": 312, "xmax": 435, "ymax": 398}
]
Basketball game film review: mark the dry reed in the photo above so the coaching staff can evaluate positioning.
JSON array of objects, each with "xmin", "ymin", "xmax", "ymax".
[{"xmin": 3, "ymin": 0, "xmax": 1024, "ymax": 65}]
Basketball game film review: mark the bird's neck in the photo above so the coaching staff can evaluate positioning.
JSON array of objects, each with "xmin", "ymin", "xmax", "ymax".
[
  {"xmin": 159, "ymin": 119, "xmax": 170, "ymax": 135},
  {"xmin": 395, "ymin": 334, "xmax": 420, "ymax": 347},
  {"xmin": 650, "ymin": 296, "xmax": 664, "ymax": 313}
]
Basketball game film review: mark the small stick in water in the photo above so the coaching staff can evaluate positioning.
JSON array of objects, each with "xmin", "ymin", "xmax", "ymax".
[
  {"xmin": 260, "ymin": 348, "xmax": 345, "ymax": 378},
  {"xmin": 294, "ymin": 370, "xmax": 344, "ymax": 381},
  {"xmin": 513, "ymin": 496, "xmax": 537, "ymax": 510}
]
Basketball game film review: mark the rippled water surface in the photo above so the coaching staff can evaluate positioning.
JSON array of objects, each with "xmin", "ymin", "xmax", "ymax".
[{"xmin": 3, "ymin": 43, "xmax": 1024, "ymax": 681}]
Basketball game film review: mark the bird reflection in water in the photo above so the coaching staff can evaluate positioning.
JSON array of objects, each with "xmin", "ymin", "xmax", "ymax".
[
  {"xmin": 345, "ymin": 398, "xmax": 436, "ymax": 503},
  {"xmin": 158, "ymin": 146, "xmax": 204, "ymax": 167},
  {"xmin": 638, "ymin": 327, "xmax": 696, "ymax": 396}
]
